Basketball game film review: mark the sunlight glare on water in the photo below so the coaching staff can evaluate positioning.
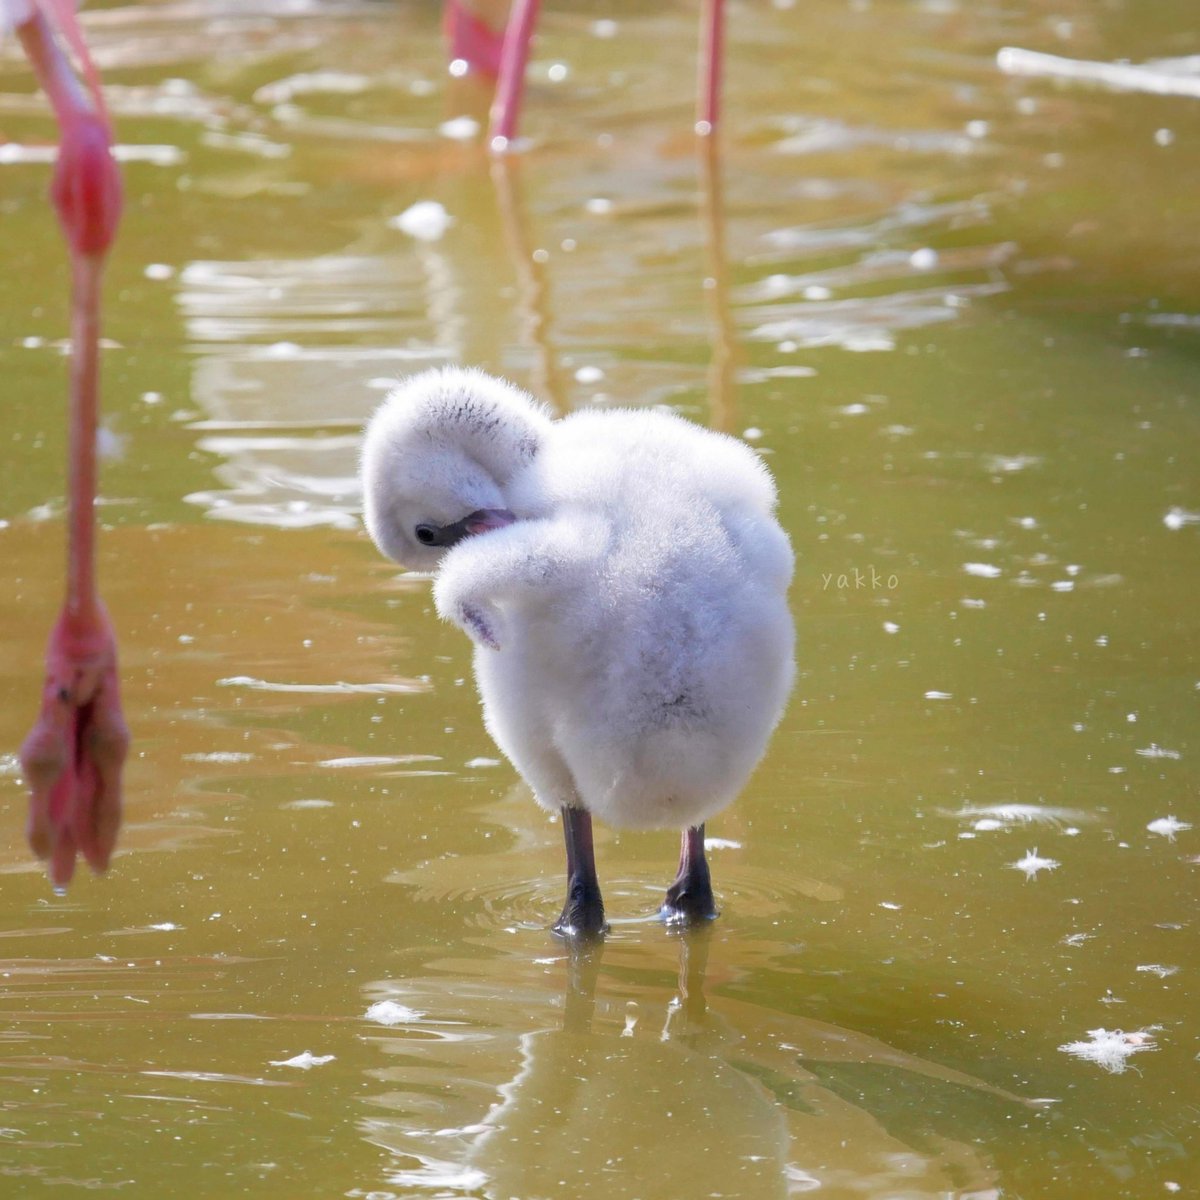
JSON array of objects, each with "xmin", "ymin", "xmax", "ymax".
[{"xmin": 0, "ymin": 1, "xmax": 1197, "ymax": 1197}]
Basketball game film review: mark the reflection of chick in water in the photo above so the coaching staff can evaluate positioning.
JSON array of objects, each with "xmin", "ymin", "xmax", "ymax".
[
  {"xmin": 469, "ymin": 936, "xmax": 791, "ymax": 1199},
  {"xmin": 466, "ymin": 935, "xmax": 1009, "ymax": 1199}
]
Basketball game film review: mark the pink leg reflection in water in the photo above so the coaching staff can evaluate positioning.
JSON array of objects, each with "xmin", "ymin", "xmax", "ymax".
[{"xmin": 11, "ymin": 1, "xmax": 128, "ymax": 890}]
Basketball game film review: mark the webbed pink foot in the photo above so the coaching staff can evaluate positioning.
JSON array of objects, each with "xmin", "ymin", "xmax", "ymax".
[{"xmin": 22, "ymin": 607, "xmax": 128, "ymax": 889}]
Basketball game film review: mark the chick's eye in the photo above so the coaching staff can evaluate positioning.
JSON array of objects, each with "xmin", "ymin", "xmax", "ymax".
[{"xmin": 414, "ymin": 524, "xmax": 438, "ymax": 546}]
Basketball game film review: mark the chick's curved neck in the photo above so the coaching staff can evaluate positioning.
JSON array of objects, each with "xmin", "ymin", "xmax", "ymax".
[{"xmin": 424, "ymin": 393, "xmax": 541, "ymax": 496}]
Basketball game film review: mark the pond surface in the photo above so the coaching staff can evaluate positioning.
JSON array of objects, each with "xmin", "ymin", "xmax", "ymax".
[{"xmin": 1, "ymin": 1, "xmax": 1198, "ymax": 1196}]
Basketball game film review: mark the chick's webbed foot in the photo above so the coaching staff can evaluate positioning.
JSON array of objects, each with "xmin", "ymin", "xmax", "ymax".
[
  {"xmin": 661, "ymin": 825, "xmax": 719, "ymax": 925},
  {"xmin": 553, "ymin": 876, "xmax": 607, "ymax": 940},
  {"xmin": 554, "ymin": 805, "xmax": 607, "ymax": 939},
  {"xmin": 22, "ymin": 607, "xmax": 128, "ymax": 889}
]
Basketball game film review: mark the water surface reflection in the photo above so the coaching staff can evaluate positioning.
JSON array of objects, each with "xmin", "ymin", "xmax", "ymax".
[{"xmin": 362, "ymin": 929, "xmax": 1026, "ymax": 1199}]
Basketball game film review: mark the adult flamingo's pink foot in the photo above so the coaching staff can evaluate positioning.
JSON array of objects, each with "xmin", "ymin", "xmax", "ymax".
[
  {"xmin": 22, "ymin": 607, "xmax": 128, "ymax": 890},
  {"xmin": 13, "ymin": 1, "xmax": 126, "ymax": 888}
]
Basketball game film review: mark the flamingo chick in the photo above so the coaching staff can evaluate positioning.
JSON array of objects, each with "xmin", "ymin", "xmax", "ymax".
[{"xmin": 360, "ymin": 368, "xmax": 794, "ymax": 936}]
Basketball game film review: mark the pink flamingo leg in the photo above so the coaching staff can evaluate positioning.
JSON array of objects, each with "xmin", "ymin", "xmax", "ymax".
[
  {"xmin": 487, "ymin": 0, "xmax": 539, "ymax": 151},
  {"xmin": 697, "ymin": 0, "xmax": 724, "ymax": 135},
  {"xmin": 16, "ymin": 2, "xmax": 127, "ymax": 889}
]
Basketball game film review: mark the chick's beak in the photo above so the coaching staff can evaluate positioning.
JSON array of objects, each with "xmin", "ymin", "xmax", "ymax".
[
  {"xmin": 464, "ymin": 508, "xmax": 517, "ymax": 535},
  {"xmin": 437, "ymin": 508, "xmax": 517, "ymax": 548}
]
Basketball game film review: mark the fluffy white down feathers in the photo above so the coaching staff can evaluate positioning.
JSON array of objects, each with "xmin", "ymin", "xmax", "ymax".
[{"xmin": 360, "ymin": 367, "xmax": 794, "ymax": 832}]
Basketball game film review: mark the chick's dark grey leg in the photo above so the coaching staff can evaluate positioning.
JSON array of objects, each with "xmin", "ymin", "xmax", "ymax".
[
  {"xmin": 662, "ymin": 824, "xmax": 718, "ymax": 924},
  {"xmin": 554, "ymin": 805, "xmax": 607, "ymax": 938}
]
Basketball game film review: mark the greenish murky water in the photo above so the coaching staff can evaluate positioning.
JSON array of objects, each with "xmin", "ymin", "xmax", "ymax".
[{"xmin": 1, "ymin": 2, "xmax": 1198, "ymax": 1196}]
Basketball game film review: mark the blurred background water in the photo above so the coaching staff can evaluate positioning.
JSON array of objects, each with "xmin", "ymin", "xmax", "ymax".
[{"xmin": 0, "ymin": 1, "xmax": 1197, "ymax": 1196}]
